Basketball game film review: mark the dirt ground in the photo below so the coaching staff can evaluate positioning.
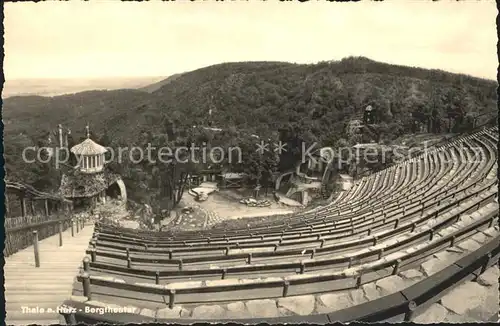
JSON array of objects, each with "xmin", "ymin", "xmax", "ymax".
[
  {"xmin": 179, "ymin": 188, "xmax": 299, "ymax": 227},
  {"xmin": 102, "ymin": 188, "xmax": 303, "ymax": 232}
]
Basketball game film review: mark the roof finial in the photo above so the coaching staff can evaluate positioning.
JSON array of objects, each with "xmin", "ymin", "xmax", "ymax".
[{"xmin": 86, "ymin": 124, "xmax": 90, "ymax": 139}]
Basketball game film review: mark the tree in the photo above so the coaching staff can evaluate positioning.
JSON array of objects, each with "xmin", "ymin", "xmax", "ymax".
[{"xmin": 156, "ymin": 161, "xmax": 191, "ymax": 213}]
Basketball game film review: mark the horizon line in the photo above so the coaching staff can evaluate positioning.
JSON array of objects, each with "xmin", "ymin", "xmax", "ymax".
[{"xmin": 4, "ymin": 57, "xmax": 498, "ymax": 82}]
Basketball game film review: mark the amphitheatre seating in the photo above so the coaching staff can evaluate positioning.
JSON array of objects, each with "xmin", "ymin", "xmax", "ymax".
[
  {"xmin": 93, "ymin": 135, "xmax": 494, "ymax": 243},
  {"xmin": 61, "ymin": 127, "xmax": 499, "ymax": 323}
]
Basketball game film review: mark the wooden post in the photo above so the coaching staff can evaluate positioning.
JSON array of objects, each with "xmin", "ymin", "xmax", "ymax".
[
  {"xmin": 169, "ymin": 290, "xmax": 176, "ymax": 309},
  {"xmin": 59, "ymin": 221, "xmax": 63, "ymax": 247},
  {"xmin": 356, "ymin": 275, "xmax": 362, "ymax": 288},
  {"xmin": 155, "ymin": 271, "xmax": 160, "ymax": 285},
  {"xmin": 71, "ymin": 219, "xmax": 75, "ymax": 237},
  {"xmin": 479, "ymin": 253, "xmax": 492, "ymax": 276},
  {"xmin": 33, "ymin": 231, "xmax": 40, "ymax": 267},
  {"xmin": 404, "ymin": 301, "xmax": 417, "ymax": 321},
  {"xmin": 63, "ymin": 312, "xmax": 77, "ymax": 325},
  {"xmin": 83, "ymin": 257, "xmax": 90, "ymax": 272},
  {"xmin": 76, "ymin": 217, "xmax": 80, "ymax": 233},
  {"xmin": 82, "ymin": 273, "xmax": 92, "ymax": 300},
  {"xmin": 282, "ymin": 280, "xmax": 290, "ymax": 297},
  {"xmin": 392, "ymin": 259, "xmax": 401, "ymax": 275},
  {"xmin": 45, "ymin": 199, "xmax": 49, "ymax": 216}
]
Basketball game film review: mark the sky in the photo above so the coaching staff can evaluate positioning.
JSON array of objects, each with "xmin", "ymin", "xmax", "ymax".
[{"xmin": 4, "ymin": 0, "xmax": 498, "ymax": 81}]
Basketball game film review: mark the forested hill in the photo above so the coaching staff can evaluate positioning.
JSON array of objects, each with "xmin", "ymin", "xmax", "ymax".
[
  {"xmin": 2, "ymin": 56, "xmax": 498, "ymax": 190},
  {"xmin": 3, "ymin": 57, "xmax": 497, "ymax": 144},
  {"xmin": 148, "ymin": 57, "xmax": 497, "ymax": 144}
]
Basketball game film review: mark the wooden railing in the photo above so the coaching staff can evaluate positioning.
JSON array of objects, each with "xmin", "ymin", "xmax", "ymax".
[{"xmin": 4, "ymin": 180, "xmax": 74, "ymax": 258}]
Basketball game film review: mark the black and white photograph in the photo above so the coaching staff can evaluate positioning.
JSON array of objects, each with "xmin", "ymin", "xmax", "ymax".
[{"xmin": 2, "ymin": 0, "xmax": 499, "ymax": 324}]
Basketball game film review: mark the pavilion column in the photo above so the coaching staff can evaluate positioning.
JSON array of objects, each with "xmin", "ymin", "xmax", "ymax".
[
  {"xmin": 21, "ymin": 196, "xmax": 27, "ymax": 218},
  {"xmin": 31, "ymin": 200, "xmax": 36, "ymax": 216}
]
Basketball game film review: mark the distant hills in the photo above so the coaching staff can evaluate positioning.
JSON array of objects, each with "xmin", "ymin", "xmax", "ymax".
[
  {"xmin": 2, "ymin": 76, "xmax": 167, "ymax": 98},
  {"xmin": 2, "ymin": 56, "xmax": 497, "ymax": 191}
]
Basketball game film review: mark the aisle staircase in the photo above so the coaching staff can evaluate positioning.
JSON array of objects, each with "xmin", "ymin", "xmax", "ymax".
[{"xmin": 5, "ymin": 221, "xmax": 95, "ymax": 325}]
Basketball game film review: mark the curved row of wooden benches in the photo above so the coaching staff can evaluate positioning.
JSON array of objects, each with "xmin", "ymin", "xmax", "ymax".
[
  {"xmin": 90, "ymin": 130, "xmax": 496, "ymax": 249},
  {"xmin": 63, "ymin": 127, "xmax": 498, "ymax": 322},
  {"xmin": 94, "ymin": 128, "xmax": 497, "ymax": 241},
  {"xmin": 63, "ymin": 229, "xmax": 499, "ymax": 323}
]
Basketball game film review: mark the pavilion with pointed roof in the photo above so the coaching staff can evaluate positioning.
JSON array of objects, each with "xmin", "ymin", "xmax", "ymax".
[{"xmin": 58, "ymin": 125, "xmax": 127, "ymax": 210}]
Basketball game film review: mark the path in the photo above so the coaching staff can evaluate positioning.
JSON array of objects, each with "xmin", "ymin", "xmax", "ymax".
[{"xmin": 5, "ymin": 221, "xmax": 95, "ymax": 325}]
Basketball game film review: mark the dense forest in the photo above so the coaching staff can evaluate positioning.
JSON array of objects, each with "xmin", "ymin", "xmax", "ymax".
[{"xmin": 3, "ymin": 57, "xmax": 498, "ymax": 208}]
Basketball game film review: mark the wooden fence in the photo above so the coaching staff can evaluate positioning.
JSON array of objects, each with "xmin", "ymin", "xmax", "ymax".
[{"xmin": 4, "ymin": 180, "xmax": 74, "ymax": 257}]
